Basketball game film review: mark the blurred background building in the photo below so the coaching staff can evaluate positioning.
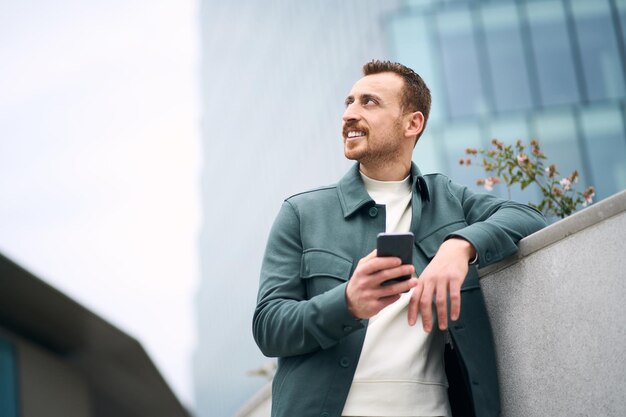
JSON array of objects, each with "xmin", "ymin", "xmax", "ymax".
[
  {"xmin": 194, "ymin": 1, "xmax": 403, "ymax": 416},
  {"xmin": 388, "ymin": 0, "xmax": 626, "ymax": 203},
  {"xmin": 194, "ymin": 0, "xmax": 626, "ymax": 416},
  {"xmin": 0, "ymin": 254, "xmax": 190, "ymax": 417}
]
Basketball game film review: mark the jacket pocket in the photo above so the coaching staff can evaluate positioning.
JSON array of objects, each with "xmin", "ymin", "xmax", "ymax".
[
  {"xmin": 300, "ymin": 249, "xmax": 352, "ymax": 298},
  {"xmin": 417, "ymin": 219, "xmax": 467, "ymax": 259}
]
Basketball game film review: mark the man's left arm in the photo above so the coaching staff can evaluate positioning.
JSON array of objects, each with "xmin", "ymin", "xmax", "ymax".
[
  {"xmin": 445, "ymin": 181, "xmax": 548, "ymax": 268},
  {"xmin": 408, "ymin": 179, "xmax": 548, "ymax": 331}
]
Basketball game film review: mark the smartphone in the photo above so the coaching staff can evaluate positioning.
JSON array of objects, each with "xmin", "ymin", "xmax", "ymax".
[{"xmin": 377, "ymin": 232, "xmax": 414, "ymax": 286}]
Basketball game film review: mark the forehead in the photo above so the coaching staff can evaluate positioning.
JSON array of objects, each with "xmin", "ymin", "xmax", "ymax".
[{"xmin": 348, "ymin": 72, "xmax": 404, "ymax": 101}]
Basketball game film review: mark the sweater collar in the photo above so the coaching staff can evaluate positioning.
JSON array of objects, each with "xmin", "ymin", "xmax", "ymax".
[{"xmin": 336, "ymin": 162, "xmax": 430, "ymax": 218}]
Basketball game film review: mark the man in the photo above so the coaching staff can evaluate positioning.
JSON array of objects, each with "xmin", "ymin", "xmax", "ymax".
[{"xmin": 253, "ymin": 60, "xmax": 546, "ymax": 417}]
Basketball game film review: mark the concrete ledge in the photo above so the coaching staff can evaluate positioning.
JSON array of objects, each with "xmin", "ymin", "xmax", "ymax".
[{"xmin": 479, "ymin": 189, "xmax": 626, "ymax": 278}]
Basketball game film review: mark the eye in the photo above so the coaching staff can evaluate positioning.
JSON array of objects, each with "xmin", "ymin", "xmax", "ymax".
[
  {"xmin": 364, "ymin": 98, "xmax": 376, "ymax": 106},
  {"xmin": 344, "ymin": 97, "xmax": 354, "ymax": 107},
  {"xmin": 362, "ymin": 95, "xmax": 379, "ymax": 106}
]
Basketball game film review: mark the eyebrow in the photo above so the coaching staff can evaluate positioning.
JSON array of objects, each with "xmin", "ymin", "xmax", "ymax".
[{"xmin": 344, "ymin": 93, "xmax": 383, "ymax": 106}]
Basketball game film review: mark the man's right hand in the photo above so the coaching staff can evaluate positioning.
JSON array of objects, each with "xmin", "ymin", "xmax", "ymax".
[{"xmin": 346, "ymin": 250, "xmax": 418, "ymax": 319}]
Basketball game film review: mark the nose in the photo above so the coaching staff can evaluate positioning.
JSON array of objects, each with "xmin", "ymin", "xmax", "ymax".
[{"xmin": 342, "ymin": 103, "xmax": 361, "ymax": 123}]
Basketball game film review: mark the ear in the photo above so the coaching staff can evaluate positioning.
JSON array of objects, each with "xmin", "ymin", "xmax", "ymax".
[{"xmin": 404, "ymin": 111, "xmax": 424, "ymax": 140}]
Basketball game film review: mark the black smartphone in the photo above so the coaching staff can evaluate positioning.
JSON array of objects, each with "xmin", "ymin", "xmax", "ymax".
[{"xmin": 377, "ymin": 232, "xmax": 414, "ymax": 286}]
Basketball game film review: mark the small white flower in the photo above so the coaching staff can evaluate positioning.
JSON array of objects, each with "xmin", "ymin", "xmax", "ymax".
[
  {"xmin": 560, "ymin": 177, "xmax": 572, "ymax": 191},
  {"xmin": 484, "ymin": 177, "xmax": 499, "ymax": 191}
]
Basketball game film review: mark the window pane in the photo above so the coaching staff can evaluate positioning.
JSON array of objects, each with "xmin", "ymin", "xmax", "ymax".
[
  {"xmin": 571, "ymin": 0, "xmax": 626, "ymax": 102},
  {"xmin": 525, "ymin": 1, "xmax": 581, "ymax": 106},
  {"xmin": 481, "ymin": 2, "xmax": 533, "ymax": 113},
  {"xmin": 413, "ymin": 130, "xmax": 445, "ymax": 174},
  {"xmin": 532, "ymin": 110, "xmax": 588, "ymax": 188},
  {"xmin": 580, "ymin": 105, "xmax": 626, "ymax": 200},
  {"xmin": 441, "ymin": 122, "xmax": 488, "ymax": 194},
  {"xmin": 488, "ymin": 116, "xmax": 530, "ymax": 144},
  {"xmin": 388, "ymin": 14, "xmax": 445, "ymax": 125},
  {"xmin": 404, "ymin": 0, "xmax": 441, "ymax": 10},
  {"xmin": 617, "ymin": 0, "xmax": 626, "ymax": 53},
  {"xmin": 436, "ymin": 8, "xmax": 489, "ymax": 119},
  {"xmin": 0, "ymin": 338, "xmax": 18, "ymax": 417}
]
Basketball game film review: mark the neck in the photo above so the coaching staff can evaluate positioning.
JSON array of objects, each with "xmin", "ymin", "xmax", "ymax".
[{"xmin": 359, "ymin": 158, "xmax": 412, "ymax": 181}]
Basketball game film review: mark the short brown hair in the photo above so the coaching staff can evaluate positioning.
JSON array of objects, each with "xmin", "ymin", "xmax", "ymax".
[{"xmin": 363, "ymin": 60, "xmax": 431, "ymax": 142}]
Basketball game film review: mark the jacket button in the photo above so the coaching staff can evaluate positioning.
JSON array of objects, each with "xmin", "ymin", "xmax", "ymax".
[
  {"xmin": 368, "ymin": 206, "xmax": 378, "ymax": 217},
  {"xmin": 321, "ymin": 413, "xmax": 329, "ymax": 417},
  {"xmin": 343, "ymin": 325, "xmax": 352, "ymax": 332},
  {"xmin": 485, "ymin": 251, "xmax": 492, "ymax": 262},
  {"xmin": 339, "ymin": 357, "xmax": 350, "ymax": 367}
]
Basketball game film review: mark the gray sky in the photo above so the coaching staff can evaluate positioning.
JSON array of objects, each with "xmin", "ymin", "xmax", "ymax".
[{"xmin": 0, "ymin": 0, "xmax": 200, "ymax": 408}]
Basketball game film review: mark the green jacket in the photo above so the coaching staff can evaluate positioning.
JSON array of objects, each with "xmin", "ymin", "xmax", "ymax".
[{"xmin": 253, "ymin": 162, "xmax": 547, "ymax": 417}]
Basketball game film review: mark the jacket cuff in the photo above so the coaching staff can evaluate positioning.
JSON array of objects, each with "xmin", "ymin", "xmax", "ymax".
[
  {"xmin": 446, "ymin": 223, "xmax": 504, "ymax": 268},
  {"xmin": 308, "ymin": 282, "xmax": 365, "ymax": 348}
]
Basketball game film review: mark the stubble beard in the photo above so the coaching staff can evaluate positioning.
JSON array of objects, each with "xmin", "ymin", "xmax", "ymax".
[{"xmin": 344, "ymin": 119, "xmax": 404, "ymax": 170}]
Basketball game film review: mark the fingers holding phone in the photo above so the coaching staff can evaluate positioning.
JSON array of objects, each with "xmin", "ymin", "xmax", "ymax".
[
  {"xmin": 377, "ymin": 232, "xmax": 414, "ymax": 286},
  {"xmin": 345, "ymin": 234, "xmax": 418, "ymax": 319}
]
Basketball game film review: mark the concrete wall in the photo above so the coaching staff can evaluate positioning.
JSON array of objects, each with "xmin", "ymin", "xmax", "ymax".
[{"xmin": 480, "ymin": 190, "xmax": 626, "ymax": 417}]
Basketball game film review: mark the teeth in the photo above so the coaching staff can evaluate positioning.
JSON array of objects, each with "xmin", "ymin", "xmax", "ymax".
[{"xmin": 347, "ymin": 131, "xmax": 365, "ymax": 138}]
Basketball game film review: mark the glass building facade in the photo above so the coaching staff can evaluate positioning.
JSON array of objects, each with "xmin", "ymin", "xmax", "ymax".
[{"xmin": 388, "ymin": 0, "xmax": 626, "ymax": 202}]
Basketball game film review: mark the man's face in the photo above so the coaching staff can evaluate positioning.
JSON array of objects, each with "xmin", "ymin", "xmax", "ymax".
[{"xmin": 342, "ymin": 72, "xmax": 407, "ymax": 164}]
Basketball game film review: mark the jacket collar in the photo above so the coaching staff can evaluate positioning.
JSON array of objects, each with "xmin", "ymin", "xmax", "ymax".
[{"xmin": 336, "ymin": 162, "xmax": 430, "ymax": 218}]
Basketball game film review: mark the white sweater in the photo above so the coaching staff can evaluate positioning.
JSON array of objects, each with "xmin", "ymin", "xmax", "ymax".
[{"xmin": 341, "ymin": 172, "xmax": 451, "ymax": 417}]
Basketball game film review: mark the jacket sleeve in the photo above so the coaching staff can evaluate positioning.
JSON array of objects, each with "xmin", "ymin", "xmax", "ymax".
[
  {"xmin": 252, "ymin": 201, "xmax": 364, "ymax": 358},
  {"xmin": 445, "ymin": 180, "xmax": 548, "ymax": 268}
]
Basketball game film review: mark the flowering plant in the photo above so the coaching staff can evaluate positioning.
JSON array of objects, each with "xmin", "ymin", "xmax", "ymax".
[{"xmin": 460, "ymin": 138, "xmax": 595, "ymax": 219}]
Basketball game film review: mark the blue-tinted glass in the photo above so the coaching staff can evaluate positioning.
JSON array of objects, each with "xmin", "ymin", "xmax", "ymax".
[
  {"xmin": 441, "ymin": 122, "xmax": 486, "ymax": 193},
  {"xmin": 487, "ymin": 116, "xmax": 541, "ymax": 203},
  {"xmin": 581, "ymin": 106, "xmax": 626, "ymax": 200},
  {"xmin": 436, "ymin": 8, "xmax": 489, "ymax": 119},
  {"xmin": 616, "ymin": 0, "xmax": 626, "ymax": 58},
  {"xmin": 413, "ymin": 130, "xmax": 445, "ymax": 174},
  {"xmin": 0, "ymin": 338, "xmax": 19, "ymax": 417},
  {"xmin": 388, "ymin": 14, "xmax": 445, "ymax": 125},
  {"xmin": 481, "ymin": 2, "xmax": 533, "ymax": 113},
  {"xmin": 571, "ymin": 0, "xmax": 626, "ymax": 102},
  {"xmin": 532, "ymin": 110, "xmax": 588, "ymax": 187},
  {"xmin": 488, "ymin": 116, "xmax": 530, "ymax": 144},
  {"xmin": 404, "ymin": 0, "xmax": 441, "ymax": 9},
  {"xmin": 525, "ymin": 1, "xmax": 581, "ymax": 106}
]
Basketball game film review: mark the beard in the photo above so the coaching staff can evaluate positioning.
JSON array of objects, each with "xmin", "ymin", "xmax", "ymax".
[{"xmin": 344, "ymin": 118, "xmax": 404, "ymax": 168}]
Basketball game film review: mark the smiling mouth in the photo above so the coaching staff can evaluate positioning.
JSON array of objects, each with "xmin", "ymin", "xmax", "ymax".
[{"xmin": 346, "ymin": 130, "xmax": 366, "ymax": 139}]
